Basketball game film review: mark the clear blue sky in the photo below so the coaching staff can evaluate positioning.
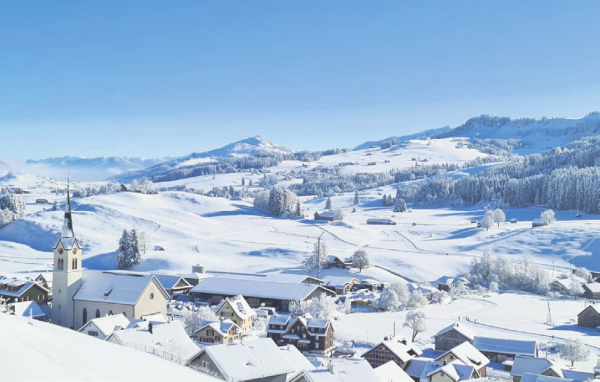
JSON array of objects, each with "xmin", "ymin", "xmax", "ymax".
[{"xmin": 2, "ymin": 1, "xmax": 600, "ymax": 160}]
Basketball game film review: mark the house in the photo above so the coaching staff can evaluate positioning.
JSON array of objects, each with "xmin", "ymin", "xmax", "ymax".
[
  {"xmin": 188, "ymin": 338, "xmax": 297, "ymax": 382},
  {"xmin": 532, "ymin": 220, "xmax": 549, "ymax": 228},
  {"xmin": 472, "ymin": 336, "xmax": 538, "ymax": 363},
  {"xmin": 153, "ymin": 274, "xmax": 193, "ymax": 296},
  {"xmin": 435, "ymin": 277, "xmax": 470, "ymax": 292},
  {"xmin": 0, "ymin": 278, "xmax": 50, "ymax": 305},
  {"xmin": 34, "ymin": 272, "xmax": 53, "ymax": 292},
  {"xmin": 367, "ymin": 218, "xmax": 397, "ymax": 225},
  {"xmin": 510, "ymin": 356, "xmax": 563, "ymax": 382},
  {"xmin": 419, "ymin": 359, "xmax": 479, "ymax": 382},
  {"xmin": 405, "ymin": 358, "xmax": 435, "ymax": 382},
  {"xmin": 577, "ymin": 304, "xmax": 600, "ymax": 328},
  {"xmin": 77, "ymin": 313, "xmax": 129, "ymax": 340},
  {"xmin": 189, "ymin": 277, "xmax": 336, "ymax": 312},
  {"xmin": 362, "ymin": 338, "xmax": 423, "ymax": 369},
  {"xmin": 550, "ymin": 278, "xmax": 578, "ymax": 295},
  {"xmin": 325, "ymin": 255, "xmax": 347, "ymax": 269},
  {"xmin": 356, "ymin": 279, "xmax": 381, "ymax": 291},
  {"xmin": 436, "ymin": 342, "xmax": 489, "ymax": 377},
  {"xmin": 267, "ymin": 314, "xmax": 335, "ymax": 355},
  {"xmin": 520, "ymin": 373, "xmax": 574, "ymax": 382},
  {"xmin": 375, "ymin": 361, "xmax": 414, "ymax": 382},
  {"xmin": 51, "ymin": 180, "xmax": 170, "ymax": 330},
  {"xmin": 107, "ymin": 321, "xmax": 201, "ymax": 365},
  {"xmin": 314, "ymin": 211, "xmax": 341, "ymax": 221},
  {"xmin": 288, "ymin": 359, "xmax": 381, "ymax": 382},
  {"xmin": 7, "ymin": 300, "xmax": 46, "ymax": 320},
  {"xmin": 214, "ymin": 294, "xmax": 256, "ymax": 334},
  {"xmin": 433, "ymin": 323, "xmax": 476, "ymax": 351},
  {"xmin": 35, "ymin": 199, "xmax": 49, "ymax": 204},
  {"xmin": 582, "ymin": 284, "xmax": 600, "ymax": 300},
  {"xmin": 321, "ymin": 276, "xmax": 359, "ymax": 295},
  {"xmin": 193, "ymin": 319, "xmax": 242, "ymax": 344}
]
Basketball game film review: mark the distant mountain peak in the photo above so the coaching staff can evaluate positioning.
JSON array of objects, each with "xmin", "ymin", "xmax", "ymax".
[{"xmin": 189, "ymin": 136, "xmax": 293, "ymax": 159}]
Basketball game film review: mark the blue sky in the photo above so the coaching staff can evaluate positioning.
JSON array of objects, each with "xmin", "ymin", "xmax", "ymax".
[{"xmin": 2, "ymin": 1, "xmax": 600, "ymax": 160}]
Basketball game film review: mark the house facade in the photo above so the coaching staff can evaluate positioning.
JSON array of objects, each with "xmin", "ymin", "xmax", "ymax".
[
  {"xmin": 193, "ymin": 319, "xmax": 241, "ymax": 344},
  {"xmin": 436, "ymin": 342, "xmax": 489, "ymax": 378},
  {"xmin": 0, "ymin": 278, "xmax": 49, "ymax": 305},
  {"xmin": 577, "ymin": 305, "xmax": 600, "ymax": 328},
  {"xmin": 434, "ymin": 323, "xmax": 475, "ymax": 351},
  {"xmin": 215, "ymin": 294, "xmax": 256, "ymax": 334},
  {"xmin": 77, "ymin": 313, "xmax": 130, "ymax": 340},
  {"xmin": 582, "ymin": 284, "xmax": 600, "ymax": 300},
  {"xmin": 267, "ymin": 315, "xmax": 334, "ymax": 355},
  {"xmin": 362, "ymin": 338, "xmax": 422, "ymax": 369}
]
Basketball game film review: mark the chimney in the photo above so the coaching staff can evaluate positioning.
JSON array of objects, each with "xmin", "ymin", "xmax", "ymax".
[
  {"xmin": 401, "ymin": 338, "xmax": 408, "ymax": 345},
  {"xmin": 443, "ymin": 359, "xmax": 448, "ymax": 366},
  {"xmin": 384, "ymin": 336, "xmax": 389, "ymax": 341},
  {"xmin": 327, "ymin": 362, "xmax": 336, "ymax": 374}
]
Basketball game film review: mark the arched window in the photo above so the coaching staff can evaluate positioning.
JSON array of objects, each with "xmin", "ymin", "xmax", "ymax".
[
  {"xmin": 108, "ymin": 310, "xmax": 113, "ymax": 316},
  {"xmin": 96, "ymin": 309, "xmax": 100, "ymax": 318},
  {"xmin": 83, "ymin": 308, "xmax": 87, "ymax": 324},
  {"xmin": 75, "ymin": 258, "xmax": 78, "ymax": 269}
]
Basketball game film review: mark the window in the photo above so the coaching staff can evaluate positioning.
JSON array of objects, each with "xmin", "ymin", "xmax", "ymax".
[
  {"xmin": 108, "ymin": 310, "xmax": 113, "ymax": 316},
  {"xmin": 315, "ymin": 343, "xmax": 319, "ymax": 349},
  {"xmin": 150, "ymin": 293, "xmax": 154, "ymax": 300},
  {"xmin": 83, "ymin": 308, "xmax": 87, "ymax": 324},
  {"xmin": 96, "ymin": 309, "xmax": 100, "ymax": 318},
  {"xmin": 88, "ymin": 331, "xmax": 99, "ymax": 337},
  {"xmin": 202, "ymin": 361, "xmax": 209, "ymax": 369},
  {"xmin": 216, "ymin": 336, "xmax": 221, "ymax": 341}
]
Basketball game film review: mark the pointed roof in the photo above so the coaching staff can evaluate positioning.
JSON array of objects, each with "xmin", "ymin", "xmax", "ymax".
[{"xmin": 61, "ymin": 177, "xmax": 75, "ymax": 239}]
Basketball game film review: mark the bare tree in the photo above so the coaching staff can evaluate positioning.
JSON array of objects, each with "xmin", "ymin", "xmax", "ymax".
[
  {"xmin": 352, "ymin": 249, "xmax": 371, "ymax": 272},
  {"xmin": 560, "ymin": 339, "xmax": 589, "ymax": 367},
  {"xmin": 404, "ymin": 310, "xmax": 427, "ymax": 342}
]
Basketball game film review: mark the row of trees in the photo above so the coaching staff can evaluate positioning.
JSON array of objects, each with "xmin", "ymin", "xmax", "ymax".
[
  {"xmin": 0, "ymin": 193, "xmax": 25, "ymax": 227},
  {"xmin": 116, "ymin": 229, "xmax": 152, "ymax": 269},
  {"xmin": 254, "ymin": 187, "xmax": 300, "ymax": 217}
]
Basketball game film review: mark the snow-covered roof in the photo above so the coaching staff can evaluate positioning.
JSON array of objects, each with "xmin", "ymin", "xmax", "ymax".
[
  {"xmin": 54, "ymin": 237, "xmax": 80, "ymax": 250},
  {"xmin": 290, "ymin": 359, "xmax": 380, "ymax": 382},
  {"xmin": 198, "ymin": 338, "xmax": 295, "ymax": 381},
  {"xmin": 0, "ymin": 314, "xmax": 219, "ymax": 382},
  {"xmin": 196, "ymin": 319, "xmax": 240, "ymax": 337},
  {"xmin": 110, "ymin": 321, "xmax": 201, "ymax": 364},
  {"xmin": 434, "ymin": 323, "xmax": 476, "ymax": 341},
  {"xmin": 0, "ymin": 280, "xmax": 47, "ymax": 298},
  {"xmin": 77, "ymin": 313, "xmax": 130, "ymax": 337},
  {"xmin": 421, "ymin": 360, "xmax": 475, "ymax": 382},
  {"xmin": 584, "ymin": 283, "xmax": 600, "ymax": 293},
  {"xmin": 8, "ymin": 301, "xmax": 45, "ymax": 318},
  {"xmin": 316, "ymin": 211, "xmax": 336, "ymax": 218},
  {"xmin": 561, "ymin": 369, "xmax": 594, "ymax": 381},
  {"xmin": 209, "ymin": 272, "xmax": 323, "ymax": 285},
  {"xmin": 322, "ymin": 276, "xmax": 358, "ymax": 287},
  {"xmin": 473, "ymin": 336, "xmax": 537, "ymax": 357},
  {"xmin": 438, "ymin": 342, "xmax": 489, "ymax": 368},
  {"xmin": 366, "ymin": 339, "xmax": 422, "ymax": 363},
  {"xmin": 407, "ymin": 283, "xmax": 438, "ymax": 294},
  {"xmin": 278, "ymin": 344, "xmax": 315, "ymax": 372},
  {"xmin": 34, "ymin": 272, "xmax": 53, "ymax": 282},
  {"xmin": 521, "ymin": 373, "xmax": 574, "ymax": 382},
  {"xmin": 436, "ymin": 276, "xmax": 470, "ymax": 286},
  {"xmin": 269, "ymin": 315, "xmax": 292, "ymax": 326},
  {"xmin": 190, "ymin": 277, "xmax": 335, "ymax": 301},
  {"xmin": 153, "ymin": 274, "xmax": 192, "ymax": 291},
  {"xmin": 511, "ymin": 356, "xmax": 559, "ymax": 378},
  {"xmin": 73, "ymin": 271, "xmax": 168, "ymax": 305},
  {"xmin": 375, "ymin": 360, "xmax": 414, "ymax": 382},
  {"xmin": 215, "ymin": 294, "xmax": 256, "ymax": 320},
  {"xmin": 405, "ymin": 358, "xmax": 435, "ymax": 378}
]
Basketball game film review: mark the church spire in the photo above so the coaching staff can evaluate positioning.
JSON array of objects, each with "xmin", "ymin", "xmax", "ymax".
[{"xmin": 61, "ymin": 176, "xmax": 75, "ymax": 238}]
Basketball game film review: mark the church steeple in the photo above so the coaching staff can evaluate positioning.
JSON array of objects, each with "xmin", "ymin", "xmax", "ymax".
[{"xmin": 61, "ymin": 177, "xmax": 75, "ymax": 238}]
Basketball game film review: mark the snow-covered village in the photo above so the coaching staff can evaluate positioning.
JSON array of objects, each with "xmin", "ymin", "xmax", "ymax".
[{"xmin": 1, "ymin": 2, "xmax": 600, "ymax": 382}]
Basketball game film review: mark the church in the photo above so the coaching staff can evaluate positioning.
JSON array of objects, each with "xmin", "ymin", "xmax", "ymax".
[{"xmin": 52, "ymin": 181, "xmax": 169, "ymax": 330}]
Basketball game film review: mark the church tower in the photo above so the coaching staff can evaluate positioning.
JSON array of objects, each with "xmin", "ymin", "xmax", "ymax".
[{"xmin": 51, "ymin": 179, "xmax": 83, "ymax": 329}]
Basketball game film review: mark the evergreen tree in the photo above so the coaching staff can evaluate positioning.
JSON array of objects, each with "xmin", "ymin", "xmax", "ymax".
[
  {"xmin": 394, "ymin": 198, "xmax": 407, "ymax": 212},
  {"xmin": 241, "ymin": 177, "xmax": 245, "ymax": 186},
  {"xmin": 325, "ymin": 197, "xmax": 332, "ymax": 210},
  {"xmin": 295, "ymin": 201, "xmax": 301, "ymax": 217},
  {"xmin": 51, "ymin": 200, "xmax": 61, "ymax": 211},
  {"xmin": 116, "ymin": 229, "xmax": 131, "ymax": 269},
  {"xmin": 353, "ymin": 191, "xmax": 359, "ymax": 206}
]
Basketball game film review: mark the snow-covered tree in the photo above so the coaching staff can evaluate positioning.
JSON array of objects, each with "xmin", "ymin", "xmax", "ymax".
[
  {"xmin": 390, "ymin": 282, "xmax": 410, "ymax": 306},
  {"xmin": 560, "ymin": 339, "xmax": 589, "ymax": 367},
  {"xmin": 575, "ymin": 267, "xmax": 594, "ymax": 283},
  {"xmin": 0, "ymin": 193, "xmax": 25, "ymax": 226},
  {"xmin": 352, "ymin": 249, "xmax": 371, "ymax": 272},
  {"xmin": 394, "ymin": 198, "xmax": 407, "ymax": 213},
  {"xmin": 182, "ymin": 306, "xmax": 219, "ymax": 335},
  {"xmin": 493, "ymin": 208, "xmax": 505, "ymax": 228},
  {"xmin": 116, "ymin": 228, "xmax": 148, "ymax": 269},
  {"xmin": 353, "ymin": 191, "xmax": 359, "ymax": 206},
  {"xmin": 449, "ymin": 282, "xmax": 467, "ymax": 298},
  {"xmin": 325, "ymin": 197, "xmax": 332, "ymax": 210},
  {"xmin": 140, "ymin": 179, "xmax": 155, "ymax": 194},
  {"xmin": 295, "ymin": 201, "xmax": 301, "ymax": 217},
  {"xmin": 489, "ymin": 281, "xmax": 499, "ymax": 293},
  {"xmin": 130, "ymin": 179, "xmax": 140, "ymax": 191},
  {"xmin": 253, "ymin": 190, "xmax": 270, "ymax": 211},
  {"xmin": 334, "ymin": 208, "xmax": 344, "ymax": 221},
  {"xmin": 431, "ymin": 290, "xmax": 451, "ymax": 305},
  {"xmin": 541, "ymin": 209, "xmax": 556, "ymax": 225},
  {"xmin": 404, "ymin": 310, "xmax": 427, "ymax": 341},
  {"xmin": 307, "ymin": 294, "xmax": 337, "ymax": 319},
  {"xmin": 378, "ymin": 287, "xmax": 400, "ymax": 311},
  {"xmin": 116, "ymin": 229, "xmax": 131, "ymax": 269},
  {"xmin": 303, "ymin": 238, "xmax": 328, "ymax": 275},
  {"xmin": 481, "ymin": 210, "xmax": 495, "ymax": 231},
  {"xmin": 408, "ymin": 290, "xmax": 428, "ymax": 307},
  {"xmin": 51, "ymin": 200, "xmax": 60, "ymax": 211},
  {"xmin": 288, "ymin": 300, "xmax": 309, "ymax": 317},
  {"xmin": 241, "ymin": 177, "xmax": 245, "ymax": 186},
  {"xmin": 568, "ymin": 278, "xmax": 584, "ymax": 298}
]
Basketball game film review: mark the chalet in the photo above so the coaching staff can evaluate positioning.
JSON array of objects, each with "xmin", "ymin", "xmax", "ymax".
[
  {"xmin": 35, "ymin": 199, "xmax": 49, "ymax": 204},
  {"xmin": 577, "ymin": 304, "xmax": 600, "ymax": 328},
  {"xmin": 367, "ymin": 218, "xmax": 397, "ymax": 225},
  {"xmin": 153, "ymin": 274, "xmax": 193, "ymax": 296},
  {"xmin": 549, "ymin": 278, "xmax": 576, "ymax": 295},
  {"xmin": 34, "ymin": 273, "xmax": 53, "ymax": 292},
  {"xmin": 77, "ymin": 313, "xmax": 129, "ymax": 340},
  {"xmin": 472, "ymin": 336, "xmax": 537, "ymax": 363},
  {"xmin": 433, "ymin": 323, "xmax": 476, "ymax": 351},
  {"xmin": 108, "ymin": 321, "xmax": 200, "ymax": 365},
  {"xmin": 193, "ymin": 319, "xmax": 242, "ymax": 344},
  {"xmin": 314, "ymin": 211, "xmax": 341, "ymax": 221},
  {"xmin": 510, "ymin": 356, "xmax": 563, "ymax": 382},
  {"xmin": 188, "ymin": 338, "xmax": 297, "ymax": 382},
  {"xmin": 267, "ymin": 314, "xmax": 335, "ymax": 355},
  {"xmin": 435, "ymin": 277, "xmax": 470, "ymax": 292},
  {"xmin": 419, "ymin": 359, "xmax": 479, "ymax": 382},
  {"xmin": 405, "ymin": 358, "xmax": 435, "ymax": 382},
  {"xmin": 436, "ymin": 342, "xmax": 489, "ymax": 377},
  {"xmin": 362, "ymin": 338, "xmax": 423, "ymax": 369},
  {"xmin": 189, "ymin": 277, "xmax": 336, "ymax": 312},
  {"xmin": 214, "ymin": 294, "xmax": 256, "ymax": 334},
  {"xmin": 0, "ymin": 278, "xmax": 50, "ymax": 305},
  {"xmin": 7, "ymin": 300, "xmax": 46, "ymax": 320},
  {"xmin": 582, "ymin": 284, "xmax": 600, "ymax": 300},
  {"xmin": 321, "ymin": 275, "xmax": 359, "ymax": 295},
  {"xmin": 325, "ymin": 255, "xmax": 347, "ymax": 269}
]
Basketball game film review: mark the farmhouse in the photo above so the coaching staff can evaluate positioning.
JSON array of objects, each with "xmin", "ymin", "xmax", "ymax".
[
  {"xmin": 0, "ymin": 278, "xmax": 49, "ymax": 304},
  {"xmin": 472, "ymin": 336, "xmax": 538, "ymax": 363},
  {"xmin": 362, "ymin": 338, "xmax": 423, "ymax": 369},
  {"xmin": 190, "ymin": 277, "xmax": 335, "ymax": 312},
  {"xmin": 267, "ymin": 314, "xmax": 335, "ymax": 355},
  {"xmin": 367, "ymin": 218, "xmax": 396, "ymax": 225},
  {"xmin": 314, "ymin": 211, "xmax": 341, "ymax": 221},
  {"xmin": 435, "ymin": 277, "xmax": 470, "ymax": 292},
  {"xmin": 153, "ymin": 274, "xmax": 193, "ymax": 296},
  {"xmin": 77, "ymin": 313, "xmax": 129, "ymax": 340},
  {"xmin": 510, "ymin": 356, "xmax": 563, "ymax": 382},
  {"xmin": 577, "ymin": 304, "xmax": 600, "ymax": 328},
  {"xmin": 214, "ymin": 294, "xmax": 256, "ymax": 334},
  {"xmin": 193, "ymin": 319, "xmax": 242, "ymax": 344},
  {"xmin": 35, "ymin": 198, "xmax": 49, "ymax": 204},
  {"xmin": 436, "ymin": 342, "xmax": 489, "ymax": 377},
  {"xmin": 325, "ymin": 255, "xmax": 348, "ymax": 269},
  {"xmin": 188, "ymin": 338, "xmax": 297, "ymax": 382},
  {"xmin": 433, "ymin": 323, "xmax": 476, "ymax": 351},
  {"xmin": 418, "ymin": 359, "xmax": 478, "ymax": 382},
  {"xmin": 549, "ymin": 279, "xmax": 576, "ymax": 295},
  {"xmin": 582, "ymin": 284, "xmax": 600, "ymax": 300}
]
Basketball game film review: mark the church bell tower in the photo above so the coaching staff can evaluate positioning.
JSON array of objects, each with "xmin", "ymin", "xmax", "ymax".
[{"xmin": 51, "ymin": 178, "xmax": 83, "ymax": 329}]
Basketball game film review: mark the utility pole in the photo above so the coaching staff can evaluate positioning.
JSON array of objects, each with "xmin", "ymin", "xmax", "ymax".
[{"xmin": 317, "ymin": 233, "xmax": 324, "ymax": 280}]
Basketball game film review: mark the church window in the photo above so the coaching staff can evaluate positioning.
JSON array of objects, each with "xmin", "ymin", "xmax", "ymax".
[
  {"xmin": 150, "ymin": 293, "xmax": 154, "ymax": 299},
  {"xmin": 83, "ymin": 308, "xmax": 87, "ymax": 324},
  {"xmin": 96, "ymin": 309, "xmax": 100, "ymax": 318},
  {"xmin": 108, "ymin": 310, "xmax": 113, "ymax": 316}
]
